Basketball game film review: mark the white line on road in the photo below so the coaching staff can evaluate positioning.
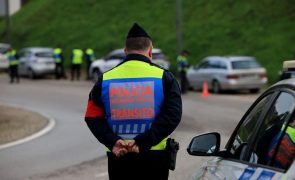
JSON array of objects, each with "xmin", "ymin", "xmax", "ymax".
[
  {"xmin": 0, "ymin": 118, "xmax": 56, "ymax": 150},
  {"xmin": 95, "ymin": 172, "xmax": 108, "ymax": 178}
]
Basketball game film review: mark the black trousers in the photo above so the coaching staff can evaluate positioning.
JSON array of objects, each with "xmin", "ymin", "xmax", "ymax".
[
  {"xmin": 71, "ymin": 64, "xmax": 81, "ymax": 81},
  {"xmin": 9, "ymin": 65, "xmax": 19, "ymax": 83},
  {"xmin": 86, "ymin": 61, "xmax": 91, "ymax": 80},
  {"xmin": 55, "ymin": 63, "xmax": 66, "ymax": 79},
  {"xmin": 107, "ymin": 151, "xmax": 169, "ymax": 180},
  {"xmin": 180, "ymin": 71, "xmax": 188, "ymax": 93}
]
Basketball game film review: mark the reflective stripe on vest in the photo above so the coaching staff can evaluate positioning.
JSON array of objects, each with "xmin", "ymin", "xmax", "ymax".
[
  {"xmin": 54, "ymin": 48, "xmax": 62, "ymax": 63},
  {"xmin": 102, "ymin": 60, "xmax": 167, "ymax": 150},
  {"xmin": 72, "ymin": 49, "xmax": 83, "ymax": 64}
]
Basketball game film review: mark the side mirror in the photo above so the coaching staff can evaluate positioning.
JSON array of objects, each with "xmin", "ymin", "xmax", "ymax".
[{"xmin": 187, "ymin": 132, "xmax": 220, "ymax": 156}]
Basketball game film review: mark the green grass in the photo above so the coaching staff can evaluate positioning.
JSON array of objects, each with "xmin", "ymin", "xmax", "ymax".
[{"xmin": 0, "ymin": 0, "xmax": 295, "ymax": 83}]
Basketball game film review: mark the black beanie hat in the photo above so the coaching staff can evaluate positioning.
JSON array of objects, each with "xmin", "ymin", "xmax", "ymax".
[{"xmin": 127, "ymin": 23, "xmax": 151, "ymax": 40}]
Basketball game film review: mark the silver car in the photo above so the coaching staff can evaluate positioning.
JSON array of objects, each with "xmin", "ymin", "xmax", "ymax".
[
  {"xmin": 188, "ymin": 78, "xmax": 295, "ymax": 179},
  {"xmin": 187, "ymin": 56, "xmax": 268, "ymax": 93},
  {"xmin": 18, "ymin": 47, "xmax": 55, "ymax": 79}
]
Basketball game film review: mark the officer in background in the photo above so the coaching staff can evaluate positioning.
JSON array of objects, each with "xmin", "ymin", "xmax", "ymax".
[
  {"xmin": 7, "ymin": 48, "xmax": 20, "ymax": 83},
  {"xmin": 53, "ymin": 46, "xmax": 66, "ymax": 79},
  {"xmin": 266, "ymin": 117, "xmax": 295, "ymax": 170},
  {"xmin": 84, "ymin": 23, "xmax": 182, "ymax": 180},
  {"xmin": 177, "ymin": 50, "xmax": 189, "ymax": 94},
  {"xmin": 71, "ymin": 48, "xmax": 83, "ymax": 81},
  {"xmin": 85, "ymin": 48, "xmax": 95, "ymax": 80}
]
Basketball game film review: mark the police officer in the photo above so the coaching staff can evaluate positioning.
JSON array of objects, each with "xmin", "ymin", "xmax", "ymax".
[
  {"xmin": 266, "ymin": 119, "xmax": 295, "ymax": 169},
  {"xmin": 85, "ymin": 23, "xmax": 182, "ymax": 180},
  {"xmin": 53, "ymin": 47, "xmax": 66, "ymax": 79},
  {"xmin": 71, "ymin": 48, "xmax": 83, "ymax": 81},
  {"xmin": 177, "ymin": 50, "xmax": 189, "ymax": 94},
  {"xmin": 7, "ymin": 48, "xmax": 20, "ymax": 83},
  {"xmin": 85, "ymin": 48, "xmax": 95, "ymax": 80}
]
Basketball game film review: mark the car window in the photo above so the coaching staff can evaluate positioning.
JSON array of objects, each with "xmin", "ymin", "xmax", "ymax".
[
  {"xmin": 219, "ymin": 61, "xmax": 228, "ymax": 69},
  {"xmin": 280, "ymin": 71, "xmax": 295, "ymax": 80},
  {"xmin": 35, "ymin": 52, "xmax": 53, "ymax": 58},
  {"xmin": 198, "ymin": 61, "xmax": 209, "ymax": 69},
  {"xmin": 208, "ymin": 60, "xmax": 219, "ymax": 69},
  {"xmin": 106, "ymin": 53, "xmax": 125, "ymax": 60},
  {"xmin": 19, "ymin": 51, "xmax": 31, "ymax": 58},
  {"xmin": 229, "ymin": 93, "xmax": 273, "ymax": 160},
  {"xmin": 231, "ymin": 60, "xmax": 261, "ymax": 69},
  {"xmin": 152, "ymin": 52, "xmax": 166, "ymax": 60},
  {"xmin": 253, "ymin": 92, "xmax": 295, "ymax": 170},
  {"xmin": 209, "ymin": 60, "xmax": 227, "ymax": 69}
]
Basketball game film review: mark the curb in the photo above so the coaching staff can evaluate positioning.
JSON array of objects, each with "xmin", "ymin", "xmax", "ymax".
[{"xmin": 0, "ymin": 107, "xmax": 56, "ymax": 150}]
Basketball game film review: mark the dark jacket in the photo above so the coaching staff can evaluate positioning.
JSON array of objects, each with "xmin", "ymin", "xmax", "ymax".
[{"xmin": 85, "ymin": 54, "xmax": 182, "ymax": 152}]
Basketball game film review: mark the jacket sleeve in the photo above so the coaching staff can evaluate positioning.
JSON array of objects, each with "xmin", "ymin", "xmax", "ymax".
[
  {"xmin": 84, "ymin": 75, "xmax": 121, "ymax": 150},
  {"xmin": 134, "ymin": 71, "xmax": 182, "ymax": 152}
]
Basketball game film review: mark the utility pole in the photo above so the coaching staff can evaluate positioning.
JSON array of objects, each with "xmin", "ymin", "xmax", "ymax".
[
  {"xmin": 176, "ymin": 0, "xmax": 182, "ymax": 54},
  {"xmin": 5, "ymin": 0, "xmax": 11, "ymax": 44}
]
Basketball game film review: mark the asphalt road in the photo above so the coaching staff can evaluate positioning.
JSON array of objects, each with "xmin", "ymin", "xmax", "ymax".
[{"xmin": 0, "ymin": 75, "xmax": 258, "ymax": 180}]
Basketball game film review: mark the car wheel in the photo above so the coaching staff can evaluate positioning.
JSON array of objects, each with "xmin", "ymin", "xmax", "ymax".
[
  {"xmin": 212, "ymin": 80, "xmax": 221, "ymax": 94},
  {"xmin": 92, "ymin": 68, "xmax": 101, "ymax": 82},
  {"xmin": 28, "ymin": 69, "xmax": 35, "ymax": 79},
  {"xmin": 249, "ymin": 88, "xmax": 260, "ymax": 94},
  {"xmin": 187, "ymin": 80, "xmax": 194, "ymax": 91}
]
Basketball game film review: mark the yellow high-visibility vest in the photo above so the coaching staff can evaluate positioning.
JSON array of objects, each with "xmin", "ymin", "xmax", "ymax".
[{"xmin": 72, "ymin": 49, "xmax": 83, "ymax": 65}]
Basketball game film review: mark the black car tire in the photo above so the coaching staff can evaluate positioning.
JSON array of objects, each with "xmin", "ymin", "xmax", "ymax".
[
  {"xmin": 28, "ymin": 69, "xmax": 35, "ymax": 79},
  {"xmin": 249, "ymin": 88, "xmax": 260, "ymax": 94},
  {"xmin": 212, "ymin": 80, "xmax": 221, "ymax": 94}
]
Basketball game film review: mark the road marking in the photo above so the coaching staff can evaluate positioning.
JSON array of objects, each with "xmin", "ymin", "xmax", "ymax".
[
  {"xmin": 95, "ymin": 172, "xmax": 108, "ymax": 178},
  {"xmin": 0, "ymin": 118, "xmax": 56, "ymax": 150}
]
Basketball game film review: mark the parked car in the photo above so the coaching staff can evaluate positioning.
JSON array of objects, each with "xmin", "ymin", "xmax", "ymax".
[
  {"xmin": 279, "ymin": 60, "xmax": 295, "ymax": 81},
  {"xmin": 89, "ymin": 48, "xmax": 170, "ymax": 81},
  {"xmin": 187, "ymin": 78, "xmax": 295, "ymax": 179},
  {"xmin": 18, "ymin": 47, "xmax": 55, "ymax": 79},
  {"xmin": 187, "ymin": 56, "xmax": 268, "ymax": 93},
  {"xmin": 0, "ymin": 43, "xmax": 11, "ymax": 71}
]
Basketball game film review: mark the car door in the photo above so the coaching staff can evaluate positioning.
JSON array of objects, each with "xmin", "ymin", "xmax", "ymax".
[
  {"xmin": 18, "ymin": 50, "xmax": 30, "ymax": 75},
  {"xmin": 189, "ymin": 60, "xmax": 210, "ymax": 90},
  {"xmin": 198, "ymin": 59, "xmax": 223, "ymax": 89},
  {"xmin": 194, "ymin": 87, "xmax": 295, "ymax": 179}
]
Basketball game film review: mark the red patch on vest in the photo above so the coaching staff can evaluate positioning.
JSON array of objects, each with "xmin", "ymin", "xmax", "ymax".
[{"xmin": 85, "ymin": 100, "xmax": 104, "ymax": 118}]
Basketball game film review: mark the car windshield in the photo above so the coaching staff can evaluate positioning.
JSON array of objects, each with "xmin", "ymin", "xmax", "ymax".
[
  {"xmin": 231, "ymin": 60, "xmax": 261, "ymax": 69},
  {"xmin": 152, "ymin": 52, "xmax": 166, "ymax": 60},
  {"xmin": 35, "ymin": 52, "xmax": 53, "ymax": 58},
  {"xmin": 0, "ymin": 47, "xmax": 10, "ymax": 54}
]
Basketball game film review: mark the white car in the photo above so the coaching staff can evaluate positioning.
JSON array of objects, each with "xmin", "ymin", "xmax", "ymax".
[
  {"xmin": 0, "ymin": 43, "xmax": 10, "ymax": 70},
  {"xmin": 18, "ymin": 47, "xmax": 55, "ymax": 79},
  {"xmin": 187, "ymin": 56, "xmax": 268, "ymax": 93},
  {"xmin": 89, "ymin": 48, "xmax": 170, "ymax": 81},
  {"xmin": 187, "ymin": 78, "xmax": 295, "ymax": 179}
]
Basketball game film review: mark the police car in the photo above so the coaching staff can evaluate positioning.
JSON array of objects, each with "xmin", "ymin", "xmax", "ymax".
[{"xmin": 187, "ymin": 63, "xmax": 295, "ymax": 179}]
